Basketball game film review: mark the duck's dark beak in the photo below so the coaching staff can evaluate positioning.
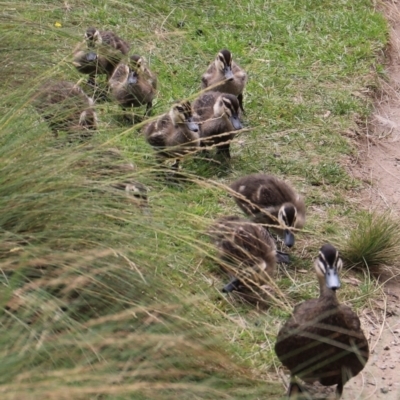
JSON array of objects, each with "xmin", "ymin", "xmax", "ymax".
[
  {"xmin": 284, "ymin": 229, "xmax": 295, "ymax": 248},
  {"xmin": 186, "ymin": 118, "xmax": 199, "ymax": 133},
  {"xmin": 230, "ymin": 114, "xmax": 242, "ymax": 130},
  {"xmin": 127, "ymin": 72, "xmax": 138, "ymax": 84},
  {"xmin": 325, "ymin": 268, "xmax": 341, "ymax": 290},
  {"xmin": 276, "ymin": 250, "xmax": 291, "ymax": 264},
  {"xmin": 222, "ymin": 277, "xmax": 241, "ymax": 293},
  {"xmin": 86, "ymin": 52, "xmax": 97, "ymax": 62},
  {"xmin": 224, "ymin": 66, "xmax": 234, "ymax": 81}
]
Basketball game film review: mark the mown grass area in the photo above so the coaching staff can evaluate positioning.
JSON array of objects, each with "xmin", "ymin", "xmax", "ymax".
[{"xmin": 0, "ymin": 0, "xmax": 389, "ymax": 398}]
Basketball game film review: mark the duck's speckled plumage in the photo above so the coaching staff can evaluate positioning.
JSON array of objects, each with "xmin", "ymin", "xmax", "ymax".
[
  {"xmin": 34, "ymin": 81, "xmax": 97, "ymax": 136},
  {"xmin": 230, "ymin": 173, "xmax": 305, "ymax": 247},
  {"xmin": 209, "ymin": 216, "xmax": 277, "ymax": 291}
]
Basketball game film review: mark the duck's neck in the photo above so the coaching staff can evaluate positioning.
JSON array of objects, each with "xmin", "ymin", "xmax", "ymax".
[{"xmin": 318, "ymin": 275, "xmax": 338, "ymax": 301}]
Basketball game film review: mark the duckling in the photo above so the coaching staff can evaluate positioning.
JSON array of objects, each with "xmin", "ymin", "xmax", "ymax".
[
  {"xmin": 72, "ymin": 46, "xmax": 108, "ymax": 86},
  {"xmin": 75, "ymin": 146, "xmax": 135, "ymax": 178},
  {"xmin": 274, "ymin": 244, "xmax": 369, "ymax": 399},
  {"xmin": 75, "ymin": 146, "xmax": 148, "ymax": 202},
  {"xmin": 85, "ymin": 27, "xmax": 130, "ymax": 54},
  {"xmin": 73, "ymin": 27, "xmax": 130, "ymax": 85},
  {"xmin": 229, "ymin": 173, "xmax": 306, "ymax": 248},
  {"xmin": 193, "ymin": 91, "xmax": 242, "ymax": 159},
  {"xmin": 201, "ymin": 49, "xmax": 247, "ymax": 112},
  {"xmin": 33, "ymin": 81, "xmax": 97, "ymax": 137},
  {"xmin": 144, "ymin": 100, "xmax": 200, "ymax": 169},
  {"xmin": 109, "ymin": 55, "xmax": 157, "ymax": 116},
  {"xmin": 111, "ymin": 181, "xmax": 148, "ymax": 200},
  {"xmin": 209, "ymin": 216, "xmax": 277, "ymax": 292}
]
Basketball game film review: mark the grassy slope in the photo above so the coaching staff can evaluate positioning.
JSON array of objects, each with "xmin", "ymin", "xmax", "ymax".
[{"xmin": 0, "ymin": 0, "xmax": 388, "ymax": 399}]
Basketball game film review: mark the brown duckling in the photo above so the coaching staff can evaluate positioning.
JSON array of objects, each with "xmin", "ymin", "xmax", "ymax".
[
  {"xmin": 193, "ymin": 91, "xmax": 242, "ymax": 159},
  {"xmin": 85, "ymin": 27, "xmax": 130, "ymax": 53},
  {"xmin": 274, "ymin": 244, "xmax": 369, "ymax": 399},
  {"xmin": 108, "ymin": 55, "xmax": 157, "ymax": 116},
  {"xmin": 229, "ymin": 173, "xmax": 306, "ymax": 248},
  {"xmin": 209, "ymin": 216, "xmax": 277, "ymax": 292},
  {"xmin": 144, "ymin": 100, "xmax": 200, "ymax": 169},
  {"xmin": 33, "ymin": 81, "xmax": 97, "ymax": 137},
  {"xmin": 75, "ymin": 146, "xmax": 148, "ymax": 202},
  {"xmin": 201, "ymin": 49, "xmax": 247, "ymax": 112},
  {"xmin": 73, "ymin": 27, "xmax": 130, "ymax": 86},
  {"xmin": 72, "ymin": 46, "xmax": 108, "ymax": 86}
]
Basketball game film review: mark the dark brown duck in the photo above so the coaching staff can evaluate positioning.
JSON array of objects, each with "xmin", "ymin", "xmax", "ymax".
[{"xmin": 274, "ymin": 244, "xmax": 369, "ymax": 399}]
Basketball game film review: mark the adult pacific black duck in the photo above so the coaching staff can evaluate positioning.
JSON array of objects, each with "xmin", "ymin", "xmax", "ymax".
[
  {"xmin": 144, "ymin": 100, "xmax": 200, "ymax": 169},
  {"xmin": 193, "ymin": 91, "xmax": 242, "ymax": 159},
  {"xmin": 274, "ymin": 244, "xmax": 369, "ymax": 399},
  {"xmin": 201, "ymin": 49, "xmax": 247, "ymax": 112},
  {"xmin": 229, "ymin": 173, "xmax": 306, "ymax": 247},
  {"xmin": 108, "ymin": 55, "xmax": 157, "ymax": 117},
  {"xmin": 33, "ymin": 80, "xmax": 97, "ymax": 137},
  {"xmin": 208, "ymin": 215, "xmax": 277, "ymax": 292}
]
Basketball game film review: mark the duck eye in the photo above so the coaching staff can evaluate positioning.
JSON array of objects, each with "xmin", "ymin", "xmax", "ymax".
[{"xmin": 176, "ymin": 106, "xmax": 184, "ymax": 112}]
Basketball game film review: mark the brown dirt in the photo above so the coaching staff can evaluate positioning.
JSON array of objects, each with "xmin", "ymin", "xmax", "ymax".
[
  {"xmin": 342, "ymin": 1, "xmax": 400, "ymax": 399},
  {"xmin": 349, "ymin": 2, "xmax": 400, "ymax": 214}
]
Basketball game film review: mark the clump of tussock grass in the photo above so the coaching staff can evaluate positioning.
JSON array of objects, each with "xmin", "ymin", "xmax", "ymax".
[
  {"xmin": 0, "ymin": 137, "xmax": 280, "ymax": 399},
  {"xmin": 340, "ymin": 212, "xmax": 400, "ymax": 273}
]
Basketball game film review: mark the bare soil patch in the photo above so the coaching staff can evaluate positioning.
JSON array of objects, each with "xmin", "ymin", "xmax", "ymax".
[{"xmin": 342, "ymin": 1, "xmax": 400, "ymax": 398}]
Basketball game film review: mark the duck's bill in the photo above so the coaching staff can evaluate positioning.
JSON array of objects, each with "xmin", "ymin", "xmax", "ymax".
[
  {"xmin": 325, "ymin": 269, "xmax": 341, "ymax": 290},
  {"xmin": 186, "ymin": 121, "xmax": 199, "ymax": 132},
  {"xmin": 86, "ymin": 52, "xmax": 97, "ymax": 62},
  {"xmin": 127, "ymin": 73, "xmax": 138, "ymax": 84},
  {"xmin": 224, "ymin": 67, "xmax": 234, "ymax": 81},
  {"xmin": 222, "ymin": 277, "xmax": 241, "ymax": 293},
  {"xmin": 284, "ymin": 229, "xmax": 295, "ymax": 248},
  {"xmin": 230, "ymin": 115, "xmax": 242, "ymax": 130}
]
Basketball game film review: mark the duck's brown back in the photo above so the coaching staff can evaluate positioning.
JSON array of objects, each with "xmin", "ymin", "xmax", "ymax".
[
  {"xmin": 230, "ymin": 174, "xmax": 297, "ymax": 220},
  {"xmin": 209, "ymin": 216, "xmax": 276, "ymax": 278},
  {"xmin": 193, "ymin": 91, "xmax": 218, "ymax": 120},
  {"xmin": 34, "ymin": 81, "xmax": 96, "ymax": 131},
  {"xmin": 275, "ymin": 296, "xmax": 369, "ymax": 386},
  {"xmin": 100, "ymin": 31, "xmax": 130, "ymax": 54}
]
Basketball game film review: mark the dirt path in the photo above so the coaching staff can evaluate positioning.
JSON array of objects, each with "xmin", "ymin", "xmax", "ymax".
[
  {"xmin": 342, "ymin": 279, "xmax": 400, "ymax": 400},
  {"xmin": 342, "ymin": 2, "xmax": 400, "ymax": 399}
]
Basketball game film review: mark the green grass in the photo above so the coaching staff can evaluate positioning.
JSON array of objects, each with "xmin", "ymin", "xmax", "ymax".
[
  {"xmin": 340, "ymin": 211, "xmax": 400, "ymax": 273},
  {"xmin": 0, "ymin": 0, "xmax": 391, "ymax": 398}
]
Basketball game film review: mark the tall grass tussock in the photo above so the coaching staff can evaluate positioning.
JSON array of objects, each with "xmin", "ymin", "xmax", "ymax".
[
  {"xmin": 341, "ymin": 211, "xmax": 400, "ymax": 273},
  {"xmin": 0, "ymin": 0, "xmax": 392, "ymax": 399}
]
